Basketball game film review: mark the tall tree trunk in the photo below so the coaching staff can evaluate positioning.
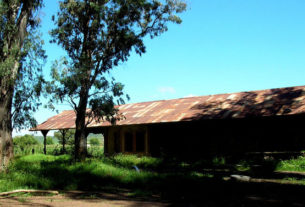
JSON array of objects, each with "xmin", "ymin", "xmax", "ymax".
[
  {"xmin": 0, "ymin": 0, "xmax": 35, "ymax": 170},
  {"xmin": 74, "ymin": 89, "xmax": 89, "ymax": 161},
  {"xmin": 0, "ymin": 84, "xmax": 14, "ymax": 171}
]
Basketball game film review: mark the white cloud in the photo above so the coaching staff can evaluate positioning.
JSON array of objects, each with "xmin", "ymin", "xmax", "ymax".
[
  {"xmin": 184, "ymin": 94, "xmax": 197, "ymax": 98},
  {"xmin": 157, "ymin": 86, "xmax": 176, "ymax": 94}
]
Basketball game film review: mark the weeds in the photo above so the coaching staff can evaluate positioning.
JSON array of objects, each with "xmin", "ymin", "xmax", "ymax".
[
  {"xmin": 0, "ymin": 154, "xmax": 213, "ymax": 198},
  {"xmin": 276, "ymin": 156, "xmax": 305, "ymax": 172},
  {"xmin": 3, "ymin": 153, "xmax": 305, "ymax": 203},
  {"xmin": 14, "ymin": 144, "xmax": 104, "ymax": 158}
]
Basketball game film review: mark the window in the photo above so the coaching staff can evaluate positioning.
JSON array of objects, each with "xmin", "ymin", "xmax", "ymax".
[
  {"xmin": 124, "ymin": 132, "xmax": 133, "ymax": 152},
  {"xmin": 136, "ymin": 131, "xmax": 145, "ymax": 152}
]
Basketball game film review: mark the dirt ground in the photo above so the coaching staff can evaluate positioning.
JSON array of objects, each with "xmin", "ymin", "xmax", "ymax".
[
  {"xmin": 3, "ymin": 173, "xmax": 305, "ymax": 207},
  {"xmin": 0, "ymin": 191, "xmax": 170, "ymax": 207}
]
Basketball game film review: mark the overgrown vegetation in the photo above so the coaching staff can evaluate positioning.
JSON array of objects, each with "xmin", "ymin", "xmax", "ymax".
[
  {"xmin": 13, "ymin": 134, "xmax": 103, "ymax": 157},
  {"xmin": 0, "ymin": 154, "xmax": 210, "ymax": 196},
  {"xmin": 2, "ymin": 153, "xmax": 305, "ymax": 203},
  {"xmin": 13, "ymin": 135, "xmax": 39, "ymax": 149},
  {"xmin": 48, "ymin": 0, "xmax": 187, "ymax": 160},
  {"xmin": 276, "ymin": 156, "xmax": 305, "ymax": 172},
  {"xmin": 46, "ymin": 137, "xmax": 55, "ymax": 145},
  {"xmin": 89, "ymin": 138, "xmax": 100, "ymax": 146}
]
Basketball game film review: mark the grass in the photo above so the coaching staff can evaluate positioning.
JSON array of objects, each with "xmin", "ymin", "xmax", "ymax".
[
  {"xmin": 105, "ymin": 153, "xmax": 162, "ymax": 169},
  {"xmin": 14, "ymin": 144, "xmax": 104, "ymax": 157},
  {"xmin": 276, "ymin": 156, "xmax": 305, "ymax": 172},
  {"xmin": 0, "ymin": 154, "xmax": 212, "ymax": 197},
  {"xmin": 3, "ymin": 152, "xmax": 305, "ymax": 204}
]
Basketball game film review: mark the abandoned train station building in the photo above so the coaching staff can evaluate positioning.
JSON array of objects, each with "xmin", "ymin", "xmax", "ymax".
[{"xmin": 31, "ymin": 85, "xmax": 305, "ymax": 159}]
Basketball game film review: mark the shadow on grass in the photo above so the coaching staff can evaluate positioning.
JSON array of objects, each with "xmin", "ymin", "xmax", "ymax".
[{"xmin": 3, "ymin": 154, "xmax": 305, "ymax": 206}]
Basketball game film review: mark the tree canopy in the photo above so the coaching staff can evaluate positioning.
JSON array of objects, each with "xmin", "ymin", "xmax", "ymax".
[
  {"xmin": 0, "ymin": 0, "xmax": 45, "ymax": 169},
  {"xmin": 49, "ymin": 0, "xmax": 186, "ymax": 160},
  {"xmin": 13, "ymin": 134, "xmax": 39, "ymax": 150},
  {"xmin": 54, "ymin": 129, "xmax": 75, "ymax": 153},
  {"xmin": 89, "ymin": 137, "xmax": 100, "ymax": 146}
]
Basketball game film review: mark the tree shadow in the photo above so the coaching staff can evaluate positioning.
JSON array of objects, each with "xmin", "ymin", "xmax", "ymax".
[
  {"xmin": 7, "ymin": 154, "xmax": 305, "ymax": 206},
  {"xmin": 0, "ymin": 196, "xmax": 53, "ymax": 207},
  {"xmin": 182, "ymin": 87, "xmax": 305, "ymax": 121}
]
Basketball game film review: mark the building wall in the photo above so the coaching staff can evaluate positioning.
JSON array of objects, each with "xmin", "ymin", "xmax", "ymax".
[
  {"xmin": 105, "ymin": 125, "xmax": 149, "ymax": 155},
  {"xmin": 105, "ymin": 115, "xmax": 305, "ymax": 159},
  {"xmin": 148, "ymin": 115, "xmax": 305, "ymax": 160}
]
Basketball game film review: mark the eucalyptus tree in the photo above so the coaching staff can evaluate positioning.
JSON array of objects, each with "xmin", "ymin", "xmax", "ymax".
[
  {"xmin": 0, "ymin": 0, "xmax": 45, "ymax": 169},
  {"xmin": 49, "ymin": 0, "xmax": 186, "ymax": 160}
]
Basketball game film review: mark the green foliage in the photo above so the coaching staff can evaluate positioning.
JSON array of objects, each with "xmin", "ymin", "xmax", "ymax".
[
  {"xmin": 13, "ymin": 142, "xmax": 103, "ymax": 158},
  {"xmin": 89, "ymin": 137, "xmax": 100, "ymax": 146},
  {"xmin": 87, "ymin": 146, "xmax": 104, "ymax": 158},
  {"xmin": 276, "ymin": 156, "xmax": 305, "ymax": 172},
  {"xmin": 107, "ymin": 154, "xmax": 162, "ymax": 169},
  {"xmin": 49, "ymin": 0, "xmax": 186, "ymax": 113},
  {"xmin": 0, "ymin": 0, "xmax": 46, "ymax": 130},
  {"xmin": 13, "ymin": 135, "xmax": 39, "ymax": 149},
  {"xmin": 14, "ymin": 144, "xmax": 43, "ymax": 156},
  {"xmin": 0, "ymin": 154, "xmax": 156, "ymax": 192},
  {"xmin": 54, "ymin": 129, "xmax": 75, "ymax": 146},
  {"xmin": 47, "ymin": 0, "xmax": 186, "ymax": 159},
  {"xmin": 212, "ymin": 156, "xmax": 226, "ymax": 166},
  {"xmin": 5, "ymin": 154, "xmax": 305, "ymax": 202},
  {"xmin": 0, "ymin": 154, "xmax": 211, "ymax": 195},
  {"xmin": 46, "ymin": 137, "xmax": 54, "ymax": 145}
]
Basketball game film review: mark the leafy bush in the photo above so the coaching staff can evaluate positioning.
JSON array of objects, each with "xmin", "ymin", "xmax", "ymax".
[
  {"xmin": 89, "ymin": 137, "xmax": 100, "ymax": 146},
  {"xmin": 46, "ymin": 137, "xmax": 55, "ymax": 145},
  {"xmin": 87, "ymin": 146, "xmax": 104, "ymax": 158},
  {"xmin": 13, "ymin": 134, "xmax": 39, "ymax": 150},
  {"xmin": 54, "ymin": 129, "xmax": 75, "ymax": 146},
  {"xmin": 276, "ymin": 156, "xmax": 305, "ymax": 172}
]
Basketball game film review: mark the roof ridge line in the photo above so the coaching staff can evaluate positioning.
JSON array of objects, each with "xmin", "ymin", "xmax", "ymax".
[{"xmin": 121, "ymin": 84, "xmax": 305, "ymax": 106}]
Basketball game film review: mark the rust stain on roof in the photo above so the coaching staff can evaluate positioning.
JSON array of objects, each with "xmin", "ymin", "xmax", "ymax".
[{"xmin": 31, "ymin": 85, "xmax": 305, "ymax": 131}]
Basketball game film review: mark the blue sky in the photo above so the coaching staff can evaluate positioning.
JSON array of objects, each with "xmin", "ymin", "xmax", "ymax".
[{"xmin": 14, "ymin": 0, "xmax": 305, "ymax": 136}]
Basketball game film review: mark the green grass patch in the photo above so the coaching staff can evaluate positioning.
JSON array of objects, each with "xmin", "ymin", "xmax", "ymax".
[
  {"xmin": 13, "ymin": 144, "xmax": 104, "ymax": 158},
  {"xmin": 276, "ymin": 156, "xmax": 305, "ymax": 172},
  {"xmin": 7, "ymin": 154, "xmax": 305, "ymax": 202},
  {"xmin": 104, "ymin": 153, "xmax": 162, "ymax": 169},
  {"xmin": 0, "ymin": 153, "xmax": 213, "ymax": 199}
]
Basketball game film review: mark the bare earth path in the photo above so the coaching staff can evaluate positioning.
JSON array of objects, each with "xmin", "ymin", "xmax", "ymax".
[{"xmin": 0, "ymin": 191, "xmax": 169, "ymax": 207}]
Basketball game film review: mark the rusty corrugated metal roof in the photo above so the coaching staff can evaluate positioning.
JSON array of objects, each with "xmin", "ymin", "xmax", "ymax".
[{"xmin": 31, "ymin": 85, "xmax": 305, "ymax": 131}]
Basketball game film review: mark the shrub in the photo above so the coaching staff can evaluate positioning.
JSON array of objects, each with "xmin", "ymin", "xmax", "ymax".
[
  {"xmin": 54, "ymin": 129, "xmax": 75, "ymax": 146},
  {"xmin": 13, "ymin": 134, "xmax": 39, "ymax": 150},
  {"xmin": 46, "ymin": 137, "xmax": 54, "ymax": 145},
  {"xmin": 89, "ymin": 137, "xmax": 100, "ymax": 146}
]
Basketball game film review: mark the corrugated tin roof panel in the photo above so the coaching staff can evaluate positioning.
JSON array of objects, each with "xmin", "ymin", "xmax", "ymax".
[{"xmin": 31, "ymin": 85, "xmax": 305, "ymax": 131}]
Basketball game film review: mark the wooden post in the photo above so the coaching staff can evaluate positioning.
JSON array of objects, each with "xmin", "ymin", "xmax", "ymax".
[
  {"xmin": 120, "ymin": 129, "xmax": 124, "ymax": 153},
  {"xmin": 145, "ymin": 127, "xmax": 149, "ymax": 155},
  {"xmin": 41, "ymin": 130, "xmax": 49, "ymax": 155},
  {"xmin": 133, "ymin": 131, "xmax": 136, "ymax": 153},
  {"xmin": 104, "ymin": 129, "xmax": 108, "ymax": 155}
]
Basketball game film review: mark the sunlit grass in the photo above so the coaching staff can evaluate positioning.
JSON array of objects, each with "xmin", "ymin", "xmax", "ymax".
[
  {"xmin": 276, "ymin": 156, "xmax": 305, "ymax": 172},
  {"xmin": 14, "ymin": 144, "xmax": 104, "ymax": 158},
  {"xmin": 0, "ymin": 154, "xmax": 211, "ymax": 194},
  {"xmin": 4, "ymin": 153, "xmax": 305, "ymax": 201}
]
